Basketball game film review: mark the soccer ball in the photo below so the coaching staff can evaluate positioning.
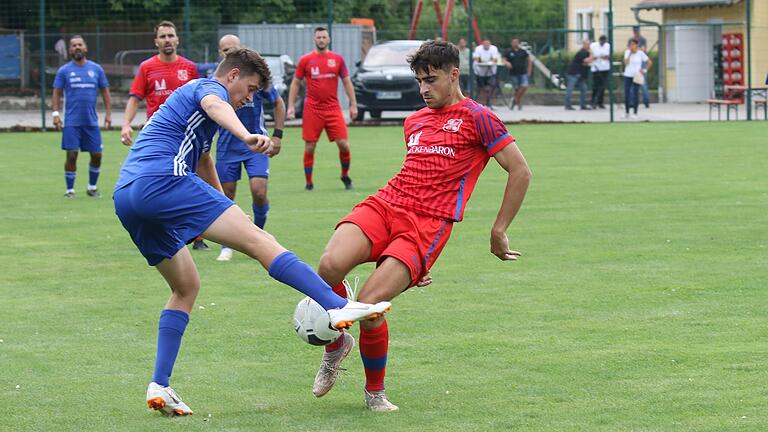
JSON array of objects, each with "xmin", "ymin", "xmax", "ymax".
[{"xmin": 293, "ymin": 296, "xmax": 342, "ymax": 346}]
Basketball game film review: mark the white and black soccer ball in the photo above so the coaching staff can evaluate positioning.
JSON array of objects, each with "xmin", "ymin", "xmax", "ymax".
[{"xmin": 293, "ymin": 296, "xmax": 342, "ymax": 346}]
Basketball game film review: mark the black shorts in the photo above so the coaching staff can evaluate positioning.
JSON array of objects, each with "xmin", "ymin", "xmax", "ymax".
[{"xmin": 476, "ymin": 75, "xmax": 496, "ymax": 88}]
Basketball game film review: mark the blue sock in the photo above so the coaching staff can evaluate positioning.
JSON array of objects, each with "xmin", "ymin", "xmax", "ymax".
[
  {"xmin": 152, "ymin": 309, "xmax": 189, "ymax": 387},
  {"xmin": 252, "ymin": 202, "xmax": 269, "ymax": 229},
  {"xmin": 88, "ymin": 165, "xmax": 100, "ymax": 188},
  {"xmin": 65, "ymin": 171, "xmax": 76, "ymax": 191},
  {"xmin": 268, "ymin": 251, "xmax": 347, "ymax": 310}
]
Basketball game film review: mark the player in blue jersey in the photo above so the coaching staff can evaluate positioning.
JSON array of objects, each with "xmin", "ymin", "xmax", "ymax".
[
  {"xmin": 214, "ymin": 35, "xmax": 286, "ymax": 262},
  {"xmin": 52, "ymin": 35, "xmax": 112, "ymax": 198},
  {"xmin": 113, "ymin": 48, "xmax": 392, "ymax": 416}
]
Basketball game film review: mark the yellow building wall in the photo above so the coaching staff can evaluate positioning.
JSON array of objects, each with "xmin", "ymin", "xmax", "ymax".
[
  {"xmin": 665, "ymin": 2, "xmax": 767, "ymax": 90},
  {"xmin": 568, "ymin": 0, "xmax": 662, "ymax": 51}
]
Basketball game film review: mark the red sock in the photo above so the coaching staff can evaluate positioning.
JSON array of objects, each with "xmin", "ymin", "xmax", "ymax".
[
  {"xmin": 359, "ymin": 320, "xmax": 388, "ymax": 392},
  {"xmin": 339, "ymin": 150, "xmax": 350, "ymax": 178},
  {"xmin": 324, "ymin": 281, "xmax": 348, "ymax": 352},
  {"xmin": 195, "ymin": 236, "xmax": 203, "ymax": 241},
  {"xmin": 303, "ymin": 151, "xmax": 314, "ymax": 185}
]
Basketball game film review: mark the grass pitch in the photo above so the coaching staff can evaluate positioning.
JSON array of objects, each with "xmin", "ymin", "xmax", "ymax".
[{"xmin": 1, "ymin": 122, "xmax": 766, "ymax": 431}]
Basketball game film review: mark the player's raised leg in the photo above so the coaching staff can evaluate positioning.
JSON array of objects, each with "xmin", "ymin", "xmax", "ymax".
[
  {"xmin": 312, "ymin": 222, "xmax": 373, "ymax": 397},
  {"xmin": 146, "ymin": 247, "xmax": 199, "ymax": 416},
  {"xmin": 202, "ymin": 205, "xmax": 390, "ymax": 328}
]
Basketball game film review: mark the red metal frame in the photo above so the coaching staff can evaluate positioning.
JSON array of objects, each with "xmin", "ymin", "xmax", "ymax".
[{"xmin": 409, "ymin": 0, "xmax": 482, "ymax": 44}]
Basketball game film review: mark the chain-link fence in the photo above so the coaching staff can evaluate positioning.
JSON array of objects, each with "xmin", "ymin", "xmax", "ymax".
[{"xmin": 0, "ymin": 0, "xmax": 764, "ymax": 127}]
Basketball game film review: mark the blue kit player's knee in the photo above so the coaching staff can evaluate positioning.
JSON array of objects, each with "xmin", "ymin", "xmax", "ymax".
[
  {"xmin": 114, "ymin": 175, "xmax": 234, "ymax": 265},
  {"xmin": 244, "ymin": 153, "xmax": 270, "ymax": 179},
  {"xmin": 62, "ymin": 126, "xmax": 102, "ymax": 152},
  {"xmin": 215, "ymin": 160, "xmax": 243, "ymax": 183}
]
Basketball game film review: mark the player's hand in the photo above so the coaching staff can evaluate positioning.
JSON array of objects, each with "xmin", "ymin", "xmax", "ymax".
[
  {"xmin": 269, "ymin": 136, "xmax": 282, "ymax": 157},
  {"xmin": 52, "ymin": 116, "xmax": 63, "ymax": 130},
  {"xmin": 120, "ymin": 124, "xmax": 133, "ymax": 146},
  {"xmin": 245, "ymin": 134, "xmax": 273, "ymax": 154},
  {"xmin": 104, "ymin": 114, "xmax": 112, "ymax": 130},
  {"xmin": 286, "ymin": 106, "xmax": 296, "ymax": 120},
  {"xmin": 349, "ymin": 105, "xmax": 358, "ymax": 122},
  {"xmin": 490, "ymin": 230, "xmax": 522, "ymax": 261},
  {"xmin": 416, "ymin": 273, "xmax": 433, "ymax": 287}
]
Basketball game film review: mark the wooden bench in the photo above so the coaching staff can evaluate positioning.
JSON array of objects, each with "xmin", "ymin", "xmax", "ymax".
[{"xmin": 705, "ymin": 99, "xmax": 740, "ymax": 121}]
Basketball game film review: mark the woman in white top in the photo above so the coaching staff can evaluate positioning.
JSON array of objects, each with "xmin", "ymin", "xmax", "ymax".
[{"xmin": 623, "ymin": 39, "xmax": 652, "ymax": 118}]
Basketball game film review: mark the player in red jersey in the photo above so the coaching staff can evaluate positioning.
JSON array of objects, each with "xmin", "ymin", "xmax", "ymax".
[
  {"xmin": 287, "ymin": 26, "xmax": 358, "ymax": 191},
  {"xmin": 308, "ymin": 40, "xmax": 532, "ymax": 411},
  {"xmin": 120, "ymin": 20, "xmax": 205, "ymax": 249}
]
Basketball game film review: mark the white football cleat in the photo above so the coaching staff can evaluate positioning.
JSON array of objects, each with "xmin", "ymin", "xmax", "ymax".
[
  {"xmin": 146, "ymin": 382, "xmax": 193, "ymax": 416},
  {"xmin": 216, "ymin": 247, "xmax": 233, "ymax": 262},
  {"xmin": 365, "ymin": 389, "xmax": 399, "ymax": 412},
  {"xmin": 313, "ymin": 332, "xmax": 355, "ymax": 397},
  {"xmin": 327, "ymin": 301, "xmax": 391, "ymax": 330}
]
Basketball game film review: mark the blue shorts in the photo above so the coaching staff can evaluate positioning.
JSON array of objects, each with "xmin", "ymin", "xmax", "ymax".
[
  {"xmin": 510, "ymin": 74, "xmax": 529, "ymax": 88},
  {"xmin": 62, "ymin": 126, "xmax": 102, "ymax": 152},
  {"xmin": 113, "ymin": 175, "xmax": 234, "ymax": 266},
  {"xmin": 215, "ymin": 154, "xmax": 269, "ymax": 183}
]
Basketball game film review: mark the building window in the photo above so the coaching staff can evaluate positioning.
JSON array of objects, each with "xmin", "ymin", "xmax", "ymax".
[{"xmin": 575, "ymin": 10, "xmax": 594, "ymax": 44}]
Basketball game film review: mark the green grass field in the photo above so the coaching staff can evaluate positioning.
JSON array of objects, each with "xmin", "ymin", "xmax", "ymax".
[{"xmin": 1, "ymin": 122, "xmax": 766, "ymax": 431}]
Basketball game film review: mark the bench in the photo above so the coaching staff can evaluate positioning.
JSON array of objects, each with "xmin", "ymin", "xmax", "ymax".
[{"xmin": 705, "ymin": 99, "xmax": 740, "ymax": 121}]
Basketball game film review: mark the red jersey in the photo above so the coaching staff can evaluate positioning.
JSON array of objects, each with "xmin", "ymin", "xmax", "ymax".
[
  {"xmin": 295, "ymin": 50, "xmax": 348, "ymax": 110},
  {"xmin": 376, "ymin": 98, "xmax": 515, "ymax": 222},
  {"xmin": 129, "ymin": 55, "xmax": 199, "ymax": 119}
]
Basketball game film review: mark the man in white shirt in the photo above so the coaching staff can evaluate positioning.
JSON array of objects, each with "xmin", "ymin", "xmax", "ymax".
[
  {"xmin": 590, "ymin": 35, "xmax": 610, "ymax": 109},
  {"xmin": 473, "ymin": 39, "xmax": 500, "ymax": 107}
]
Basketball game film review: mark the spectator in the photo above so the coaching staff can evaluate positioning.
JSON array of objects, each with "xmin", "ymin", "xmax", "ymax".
[
  {"xmin": 590, "ymin": 35, "xmax": 610, "ymax": 109},
  {"xmin": 457, "ymin": 37, "xmax": 471, "ymax": 94},
  {"xmin": 622, "ymin": 39, "xmax": 652, "ymax": 119},
  {"xmin": 54, "ymin": 29, "xmax": 68, "ymax": 65},
  {"xmin": 628, "ymin": 26, "xmax": 651, "ymax": 108},
  {"xmin": 564, "ymin": 39, "xmax": 593, "ymax": 110},
  {"xmin": 473, "ymin": 38, "xmax": 500, "ymax": 107},
  {"xmin": 502, "ymin": 37, "xmax": 532, "ymax": 110}
]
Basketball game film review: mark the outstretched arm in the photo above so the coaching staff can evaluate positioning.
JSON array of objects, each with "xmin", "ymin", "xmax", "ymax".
[
  {"xmin": 490, "ymin": 142, "xmax": 532, "ymax": 261},
  {"xmin": 200, "ymin": 94, "xmax": 273, "ymax": 155}
]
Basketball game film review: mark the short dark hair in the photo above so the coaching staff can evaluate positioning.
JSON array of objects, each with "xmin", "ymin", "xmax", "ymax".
[
  {"xmin": 599, "ymin": 35, "xmax": 607, "ymax": 43},
  {"xmin": 69, "ymin": 35, "xmax": 85, "ymax": 45},
  {"xmin": 629, "ymin": 38, "xmax": 639, "ymax": 45},
  {"xmin": 215, "ymin": 48, "xmax": 272, "ymax": 88},
  {"xmin": 314, "ymin": 26, "xmax": 328, "ymax": 34},
  {"xmin": 154, "ymin": 21, "xmax": 177, "ymax": 38},
  {"xmin": 632, "ymin": 25, "xmax": 641, "ymax": 32},
  {"xmin": 408, "ymin": 40, "xmax": 459, "ymax": 74}
]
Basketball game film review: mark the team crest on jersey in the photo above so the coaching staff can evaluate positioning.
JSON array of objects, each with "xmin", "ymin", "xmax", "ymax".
[
  {"xmin": 328, "ymin": 58, "xmax": 336, "ymax": 68},
  {"xmin": 177, "ymin": 69, "xmax": 189, "ymax": 81},
  {"xmin": 88, "ymin": 70, "xmax": 95, "ymax": 78},
  {"xmin": 442, "ymin": 118, "xmax": 463, "ymax": 133}
]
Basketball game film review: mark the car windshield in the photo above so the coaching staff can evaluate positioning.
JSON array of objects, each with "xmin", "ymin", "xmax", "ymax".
[{"xmin": 363, "ymin": 44, "xmax": 418, "ymax": 67}]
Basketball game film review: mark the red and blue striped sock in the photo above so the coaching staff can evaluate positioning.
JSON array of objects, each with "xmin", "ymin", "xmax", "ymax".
[
  {"xmin": 360, "ymin": 320, "xmax": 388, "ymax": 392},
  {"xmin": 339, "ymin": 150, "xmax": 351, "ymax": 178},
  {"xmin": 303, "ymin": 151, "xmax": 314, "ymax": 185}
]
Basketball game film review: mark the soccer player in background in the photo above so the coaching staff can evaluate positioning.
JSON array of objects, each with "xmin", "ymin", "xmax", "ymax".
[
  {"xmin": 309, "ymin": 40, "xmax": 531, "ymax": 411},
  {"xmin": 52, "ymin": 35, "xmax": 111, "ymax": 199},
  {"xmin": 287, "ymin": 26, "xmax": 357, "ymax": 191},
  {"xmin": 214, "ymin": 35, "xmax": 286, "ymax": 262},
  {"xmin": 112, "ymin": 48, "xmax": 392, "ymax": 416},
  {"xmin": 119, "ymin": 21, "xmax": 208, "ymax": 250}
]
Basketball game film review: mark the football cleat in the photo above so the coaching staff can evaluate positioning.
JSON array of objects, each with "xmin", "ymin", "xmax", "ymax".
[
  {"xmin": 86, "ymin": 188, "xmax": 102, "ymax": 198},
  {"xmin": 313, "ymin": 332, "xmax": 355, "ymax": 397},
  {"xmin": 341, "ymin": 176, "xmax": 354, "ymax": 190},
  {"xmin": 327, "ymin": 301, "xmax": 391, "ymax": 330},
  {"xmin": 192, "ymin": 239, "xmax": 209, "ymax": 250},
  {"xmin": 216, "ymin": 247, "xmax": 233, "ymax": 262},
  {"xmin": 364, "ymin": 389, "xmax": 399, "ymax": 412},
  {"xmin": 64, "ymin": 191, "xmax": 75, "ymax": 199},
  {"xmin": 305, "ymin": 183, "xmax": 314, "ymax": 191},
  {"xmin": 146, "ymin": 382, "xmax": 193, "ymax": 416}
]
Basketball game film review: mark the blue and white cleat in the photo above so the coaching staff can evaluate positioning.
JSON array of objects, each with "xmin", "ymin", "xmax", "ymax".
[{"xmin": 146, "ymin": 382, "xmax": 193, "ymax": 416}]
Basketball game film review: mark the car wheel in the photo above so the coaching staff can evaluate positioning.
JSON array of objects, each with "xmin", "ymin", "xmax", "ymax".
[
  {"xmin": 369, "ymin": 110, "xmax": 382, "ymax": 119},
  {"xmin": 355, "ymin": 109, "xmax": 366, "ymax": 121}
]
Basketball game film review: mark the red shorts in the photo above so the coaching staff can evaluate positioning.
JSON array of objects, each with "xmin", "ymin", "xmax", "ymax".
[
  {"xmin": 302, "ymin": 105, "xmax": 348, "ymax": 143},
  {"xmin": 337, "ymin": 195, "xmax": 453, "ymax": 287}
]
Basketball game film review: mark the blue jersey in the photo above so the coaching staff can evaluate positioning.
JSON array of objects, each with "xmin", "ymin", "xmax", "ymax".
[
  {"xmin": 52, "ymin": 60, "xmax": 109, "ymax": 127},
  {"xmin": 116, "ymin": 78, "xmax": 229, "ymax": 190},
  {"xmin": 216, "ymin": 86, "xmax": 279, "ymax": 162}
]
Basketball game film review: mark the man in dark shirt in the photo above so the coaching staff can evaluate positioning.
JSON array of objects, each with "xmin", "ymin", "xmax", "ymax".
[
  {"xmin": 502, "ymin": 38, "xmax": 532, "ymax": 110},
  {"xmin": 564, "ymin": 39, "xmax": 592, "ymax": 110}
]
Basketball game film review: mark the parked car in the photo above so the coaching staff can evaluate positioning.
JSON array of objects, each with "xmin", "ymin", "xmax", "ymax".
[
  {"xmin": 351, "ymin": 40, "xmax": 425, "ymax": 121},
  {"xmin": 262, "ymin": 53, "xmax": 303, "ymax": 119}
]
